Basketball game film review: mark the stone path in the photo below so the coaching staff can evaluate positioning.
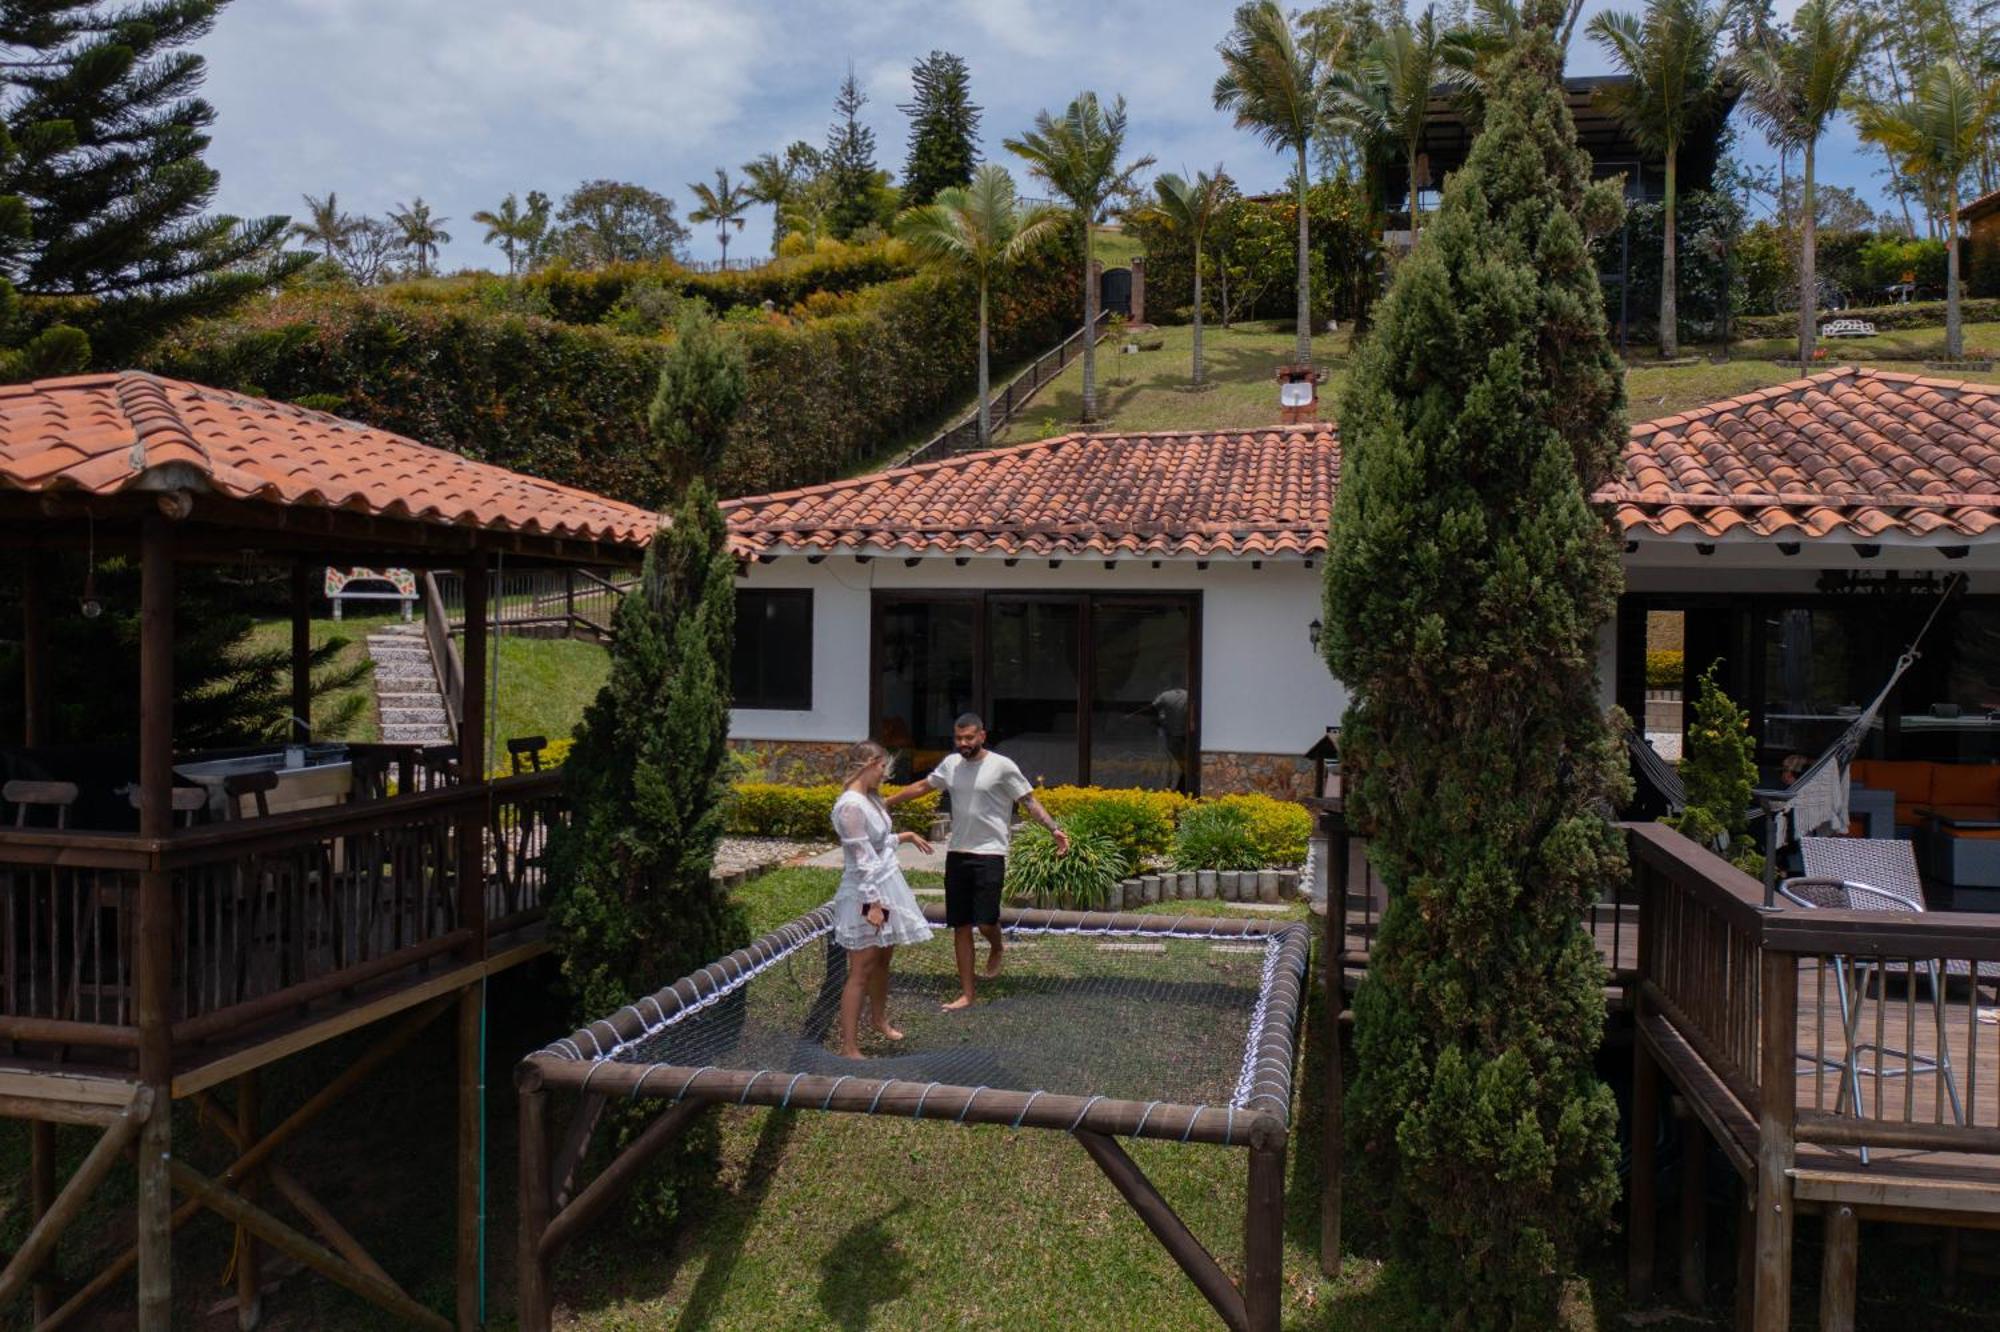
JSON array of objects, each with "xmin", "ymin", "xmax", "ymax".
[
  {"xmin": 366, "ymin": 623, "xmax": 451, "ymax": 744},
  {"xmin": 803, "ymin": 841, "xmax": 949, "ymax": 874}
]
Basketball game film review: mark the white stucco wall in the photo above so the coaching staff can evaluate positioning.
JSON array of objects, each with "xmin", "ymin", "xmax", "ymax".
[{"xmin": 730, "ymin": 555, "xmax": 1347, "ymax": 755}]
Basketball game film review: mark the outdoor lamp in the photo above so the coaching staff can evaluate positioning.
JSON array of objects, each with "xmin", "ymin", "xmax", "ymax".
[{"xmin": 1307, "ymin": 617, "xmax": 1322, "ymax": 651}]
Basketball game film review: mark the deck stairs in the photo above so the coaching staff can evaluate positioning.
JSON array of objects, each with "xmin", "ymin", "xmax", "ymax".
[{"xmin": 367, "ymin": 623, "xmax": 453, "ymax": 744}]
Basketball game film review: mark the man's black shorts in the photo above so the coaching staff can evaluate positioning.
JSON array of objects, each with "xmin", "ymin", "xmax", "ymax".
[{"xmin": 943, "ymin": 851, "xmax": 1005, "ymax": 927}]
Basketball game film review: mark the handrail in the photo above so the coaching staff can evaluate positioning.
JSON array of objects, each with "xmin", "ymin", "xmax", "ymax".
[
  {"xmin": 1623, "ymin": 821, "xmax": 1768, "ymax": 935},
  {"xmin": 421, "ymin": 570, "xmax": 465, "ymax": 742},
  {"xmin": 899, "ymin": 310, "xmax": 1112, "ymax": 467}
]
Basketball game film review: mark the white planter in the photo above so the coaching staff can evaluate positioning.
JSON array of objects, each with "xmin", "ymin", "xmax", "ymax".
[
  {"xmin": 1197, "ymin": 870, "xmax": 1218, "ymax": 900},
  {"xmin": 1260, "ymin": 870, "xmax": 1284, "ymax": 903}
]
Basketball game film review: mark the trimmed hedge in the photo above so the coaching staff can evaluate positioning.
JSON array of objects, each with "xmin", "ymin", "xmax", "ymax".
[
  {"xmin": 153, "ymin": 243, "xmax": 1078, "ymax": 505},
  {"xmin": 1645, "ymin": 649, "xmax": 1683, "ymax": 689},
  {"xmin": 724, "ymin": 782, "xmax": 938, "ymax": 838},
  {"xmin": 1736, "ymin": 297, "xmax": 2000, "ymax": 341},
  {"xmin": 1204, "ymin": 793, "xmax": 1311, "ymax": 866}
]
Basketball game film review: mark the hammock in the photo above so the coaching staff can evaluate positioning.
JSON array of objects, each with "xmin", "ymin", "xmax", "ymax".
[{"xmin": 1624, "ymin": 728, "xmax": 1687, "ymax": 816}]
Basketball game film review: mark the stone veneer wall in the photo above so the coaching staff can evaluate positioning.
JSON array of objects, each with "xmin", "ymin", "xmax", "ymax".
[
  {"xmin": 1199, "ymin": 751, "xmax": 1315, "ymax": 799},
  {"xmin": 728, "ymin": 738, "xmax": 855, "ymax": 784}
]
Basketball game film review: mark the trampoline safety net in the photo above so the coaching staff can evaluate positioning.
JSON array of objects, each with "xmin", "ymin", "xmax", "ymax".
[{"xmin": 543, "ymin": 905, "xmax": 1311, "ymax": 1123}]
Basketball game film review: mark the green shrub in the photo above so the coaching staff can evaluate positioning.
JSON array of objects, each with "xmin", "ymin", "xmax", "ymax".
[
  {"xmin": 724, "ymin": 782, "xmax": 936, "ymax": 838},
  {"xmin": 1205, "ymin": 793, "xmax": 1311, "ymax": 865},
  {"xmin": 1736, "ymin": 296, "xmax": 2000, "ymax": 341},
  {"xmin": 1663, "ymin": 665, "xmax": 1763, "ymax": 876},
  {"xmin": 1035, "ymin": 786, "xmax": 1184, "ymax": 866},
  {"xmin": 1003, "ymin": 824, "xmax": 1126, "ymax": 909},
  {"xmin": 1645, "ymin": 648, "xmax": 1683, "ymax": 689},
  {"xmin": 1171, "ymin": 803, "xmax": 1263, "ymax": 871}
]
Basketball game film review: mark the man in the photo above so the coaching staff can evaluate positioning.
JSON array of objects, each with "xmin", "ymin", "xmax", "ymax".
[{"xmin": 885, "ymin": 713, "xmax": 1067, "ymax": 1010}]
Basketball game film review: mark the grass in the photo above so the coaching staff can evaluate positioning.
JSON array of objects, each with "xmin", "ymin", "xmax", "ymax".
[
  {"xmin": 996, "ymin": 320, "xmax": 1351, "ymax": 445},
  {"xmin": 1092, "ymin": 225, "xmax": 1144, "ymax": 270},
  {"xmin": 242, "ymin": 615, "xmax": 609, "ymax": 747}
]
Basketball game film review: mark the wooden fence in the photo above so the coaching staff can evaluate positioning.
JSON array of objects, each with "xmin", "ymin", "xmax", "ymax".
[{"xmin": 899, "ymin": 312, "xmax": 1111, "ymax": 467}]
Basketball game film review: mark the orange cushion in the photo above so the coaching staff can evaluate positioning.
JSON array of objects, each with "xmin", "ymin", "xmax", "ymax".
[
  {"xmin": 1853, "ymin": 760, "xmax": 1937, "ymax": 807},
  {"xmin": 1942, "ymin": 826, "xmax": 2000, "ymax": 840},
  {"xmin": 1895, "ymin": 802, "xmax": 1927, "ymax": 829},
  {"xmin": 1928, "ymin": 764, "xmax": 2000, "ymax": 809}
]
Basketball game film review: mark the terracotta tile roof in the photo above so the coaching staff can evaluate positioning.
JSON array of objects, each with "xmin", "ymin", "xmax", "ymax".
[
  {"xmin": 723, "ymin": 426, "xmax": 1340, "ymax": 559},
  {"xmin": 0, "ymin": 371, "xmax": 658, "ymax": 548},
  {"xmin": 1602, "ymin": 367, "xmax": 2000, "ymax": 543},
  {"xmin": 1963, "ymin": 186, "xmax": 2000, "ymax": 224}
]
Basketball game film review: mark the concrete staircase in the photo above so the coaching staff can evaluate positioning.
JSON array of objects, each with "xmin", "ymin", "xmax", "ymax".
[{"xmin": 367, "ymin": 623, "xmax": 453, "ymax": 744}]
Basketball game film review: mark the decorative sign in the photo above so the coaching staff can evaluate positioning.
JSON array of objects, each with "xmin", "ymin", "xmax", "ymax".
[{"xmin": 325, "ymin": 567, "xmax": 417, "ymax": 599}]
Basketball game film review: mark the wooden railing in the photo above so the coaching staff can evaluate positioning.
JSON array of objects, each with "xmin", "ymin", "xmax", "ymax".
[
  {"xmin": 433, "ymin": 567, "xmax": 634, "ymax": 646},
  {"xmin": 899, "ymin": 312, "xmax": 1112, "ymax": 467},
  {"xmin": 421, "ymin": 571, "xmax": 465, "ymax": 745},
  {"xmin": 0, "ymin": 771, "xmax": 565, "ymax": 1061}
]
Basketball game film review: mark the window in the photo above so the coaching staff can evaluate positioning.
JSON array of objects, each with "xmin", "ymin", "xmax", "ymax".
[{"xmin": 733, "ymin": 589, "xmax": 812, "ymax": 710}]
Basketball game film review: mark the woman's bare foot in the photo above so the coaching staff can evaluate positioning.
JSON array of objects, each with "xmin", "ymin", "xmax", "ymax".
[
  {"xmin": 840, "ymin": 1045, "xmax": 863, "ymax": 1058},
  {"xmin": 941, "ymin": 993, "xmax": 974, "ymax": 1011},
  {"xmin": 873, "ymin": 1021, "xmax": 904, "ymax": 1041}
]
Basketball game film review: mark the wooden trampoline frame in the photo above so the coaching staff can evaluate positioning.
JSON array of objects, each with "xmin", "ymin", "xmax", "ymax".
[{"xmin": 516, "ymin": 904, "xmax": 1313, "ymax": 1332}]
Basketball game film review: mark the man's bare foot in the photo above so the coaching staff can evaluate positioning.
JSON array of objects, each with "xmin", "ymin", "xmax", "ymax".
[
  {"xmin": 840, "ymin": 1045, "xmax": 863, "ymax": 1058},
  {"xmin": 941, "ymin": 993, "xmax": 974, "ymax": 1011},
  {"xmin": 873, "ymin": 1021, "xmax": 904, "ymax": 1041},
  {"xmin": 981, "ymin": 940, "xmax": 1003, "ymax": 979}
]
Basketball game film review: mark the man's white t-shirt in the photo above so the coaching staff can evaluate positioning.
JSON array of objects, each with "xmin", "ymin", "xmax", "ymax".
[{"xmin": 927, "ymin": 750, "xmax": 1034, "ymax": 856}]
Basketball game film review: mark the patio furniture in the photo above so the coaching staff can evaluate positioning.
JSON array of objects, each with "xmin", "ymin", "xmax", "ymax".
[
  {"xmin": 4, "ymin": 779, "xmax": 78, "ymax": 828},
  {"xmin": 507, "ymin": 735, "xmax": 549, "ymax": 775},
  {"xmin": 1925, "ymin": 813, "xmax": 2000, "ymax": 888}
]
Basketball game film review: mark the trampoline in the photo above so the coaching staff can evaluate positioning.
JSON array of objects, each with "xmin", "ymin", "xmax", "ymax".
[{"xmin": 517, "ymin": 903, "xmax": 1313, "ymax": 1332}]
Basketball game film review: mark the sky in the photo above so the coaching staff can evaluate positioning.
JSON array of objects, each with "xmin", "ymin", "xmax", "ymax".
[{"xmin": 192, "ymin": 0, "xmax": 1887, "ymax": 271}]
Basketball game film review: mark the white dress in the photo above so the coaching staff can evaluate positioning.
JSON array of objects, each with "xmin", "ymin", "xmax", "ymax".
[{"xmin": 831, "ymin": 791, "xmax": 935, "ymax": 950}]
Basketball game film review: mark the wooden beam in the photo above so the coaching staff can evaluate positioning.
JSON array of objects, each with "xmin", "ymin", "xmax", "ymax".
[
  {"xmin": 1243, "ymin": 1143, "xmax": 1285, "ymax": 1332},
  {"xmin": 457, "ymin": 983, "xmax": 482, "ymax": 1331},
  {"xmin": 551, "ymin": 1093, "xmax": 607, "ymax": 1210},
  {"xmin": 168, "ymin": 1159, "xmax": 454, "ymax": 1332},
  {"xmin": 517, "ymin": 1083, "xmax": 554, "ymax": 1332},
  {"xmin": 1819, "ymin": 1205, "xmax": 1857, "ymax": 1332},
  {"xmin": 0, "ymin": 1085, "xmax": 152, "ymax": 1309},
  {"xmin": 1629, "ymin": 1027, "xmax": 1660, "ymax": 1301},
  {"xmin": 458, "ymin": 560, "xmax": 488, "ymax": 787},
  {"xmin": 1320, "ymin": 807, "xmax": 1346, "ymax": 1277},
  {"xmin": 0, "ymin": 1092, "xmax": 130, "ymax": 1126},
  {"xmin": 290, "ymin": 561, "xmax": 312, "ymax": 743},
  {"xmin": 0, "ymin": 1069, "xmax": 142, "ymax": 1107},
  {"xmin": 30, "ymin": 1120, "xmax": 56, "ymax": 1321},
  {"xmin": 1677, "ymin": 1098, "xmax": 1708, "ymax": 1306},
  {"xmin": 539, "ymin": 1098, "xmax": 710, "ymax": 1264},
  {"xmin": 1074, "ymin": 1130, "xmax": 1246, "ymax": 1332},
  {"xmin": 236, "ymin": 1072, "xmax": 262, "ymax": 1331},
  {"xmin": 136, "ymin": 515, "xmax": 175, "ymax": 1332},
  {"xmin": 21, "ymin": 548, "xmax": 49, "ymax": 745},
  {"xmin": 1752, "ymin": 950, "xmax": 1797, "ymax": 1332}
]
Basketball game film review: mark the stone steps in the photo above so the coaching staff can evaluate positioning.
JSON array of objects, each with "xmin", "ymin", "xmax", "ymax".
[{"xmin": 365, "ymin": 629, "xmax": 452, "ymax": 745}]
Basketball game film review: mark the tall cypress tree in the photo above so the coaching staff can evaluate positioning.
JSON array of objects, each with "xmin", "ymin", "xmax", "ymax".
[
  {"xmin": 899, "ymin": 50, "xmax": 981, "ymax": 208},
  {"xmin": 0, "ymin": 2, "xmax": 303, "ymax": 370},
  {"xmin": 1322, "ymin": 5, "xmax": 1628, "ymax": 1321},
  {"xmin": 824, "ymin": 67, "xmax": 881, "ymax": 240}
]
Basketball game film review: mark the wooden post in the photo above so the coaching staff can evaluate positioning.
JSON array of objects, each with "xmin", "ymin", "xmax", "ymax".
[
  {"xmin": 21, "ymin": 550, "xmax": 49, "ymax": 746},
  {"xmin": 1629, "ymin": 1034, "xmax": 1660, "ymax": 1300},
  {"xmin": 30, "ymin": 1120, "xmax": 56, "ymax": 1321},
  {"xmin": 1819, "ymin": 1205, "xmax": 1857, "ymax": 1332},
  {"xmin": 1735, "ymin": 1186, "xmax": 1756, "ymax": 1332},
  {"xmin": 457, "ymin": 983, "xmax": 483, "ymax": 1332},
  {"xmin": 1074, "ymin": 1130, "xmax": 1247, "ymax": 1331},
  {"xmin": 1676, "ymin": 1098, "xmax": 1707, "ymax": 1306},
  {"xmin": 136, "ymin": 516, "xmax": 175, "ymax": 1331},
  {"xmin": 236, "ymin": 1071, "xmax": 262, "ymax": 1330},
  {"xmin": 290, "ymin": 562, "xmax": 312, "ymax": 743},
  {"xmin": 459, "ymin": 561, "xmax": 488, "ymax": 787},
  {"xmin": 517, "ymin": 1078, "xmax": 554, "ymax": 1332},
  {"xmin": 1753, "ymin": 949, "xmax": 1798, "ymax": 1332},
  {"xmin": 1244, "ymin": 1140, "xmax": 1286, "ymax": 1332},
  {"xmin": 1320, "ymin": 806, "xmax": 1347, "ymax": 1277}
]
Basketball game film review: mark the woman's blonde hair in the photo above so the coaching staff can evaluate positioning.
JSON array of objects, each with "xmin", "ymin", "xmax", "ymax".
[{"xmin": 842, "ymin": 740, "xmax": 889, "ymax": 788}]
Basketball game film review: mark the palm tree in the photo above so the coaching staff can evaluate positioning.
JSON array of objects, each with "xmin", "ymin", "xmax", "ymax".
[
  {"xmin": 689, "ymin": 168, "xmax": 754, "ymax": 268},
  {"xmin": 1214, "ymin": 1, "xmax": 1322, "ymax": 367},
  {"xmin": 387, "ymin": 198, "xmax": 450, "ymax": 278},
  {"xmin": 289, "ymin": 191, "xmax": 360, "ymax": 263},
  {"xmin": 896, "ymin": 165, "xmax": 1063, "ymax": 446},
  {"xmin": 1733, "ymin": 0, "xmax": 1875, "ymax": 368},
  {"xmin": 1139, "ymin": 169, "xmax": 1231, "ymax": 385},
  {"xmin": 1326, "ymin": 8, "xmax": 1477, "ymax": 254},
  {"xmin": 743, "ymin": 142, "xmax": 822, "ymax": 253},
  {"xmin": 1588, "ymin": 0, "xmax": 1731, "ymax": 359},
  {"xmin": 1004, "ymin": 92, "xmax": 1155, "ymax": 423},
  {"xmin": 471, "ymin": 193, "xmax": 537, "ymax": 276},
  {"xmin": 1857, "ymin": 59, "xmax": 2000, "ymax": 360}
]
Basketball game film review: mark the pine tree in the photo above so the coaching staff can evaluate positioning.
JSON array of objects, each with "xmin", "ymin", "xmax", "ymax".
[
  {"xmin": 825, "ymin": 68, "xmax": 882, "ymax": 240},
  {"xmin": 900, "ymin": 51, "xmax": 981, "ymax": 207},
  {"xmin": 1322, "ymin": 6, "xmax": 1628, "ymax": 1321},
  {"xmin": 651, "ymin": 305, "xmax": 749, "ymax": 491},
  {"xmin": 0, "ymin": 1, "xmax": 304, "ymax": 369}
]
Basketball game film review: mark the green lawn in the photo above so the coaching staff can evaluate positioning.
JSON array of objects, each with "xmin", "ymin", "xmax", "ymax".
[
  {"xmin": 243, "ymin": 615, "xmax": 609, "ymax": 747},
  {"xmin": 1092, "ymin": 225, "xmax": 1144, "ymax": 270},
  {"xmin": 996, "ymin": 320, "xmax": 1352, "ymax": 444}
]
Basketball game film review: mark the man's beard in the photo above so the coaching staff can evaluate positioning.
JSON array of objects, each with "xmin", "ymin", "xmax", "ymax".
[{"xmin": 956, "ymin": 742, "xmax": 980, "ymax": 759}]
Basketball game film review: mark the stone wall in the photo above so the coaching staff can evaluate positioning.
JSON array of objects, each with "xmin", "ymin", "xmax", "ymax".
[
  {"xmin": 728, "ymin": 737, "xmax": 854, "ymax": 784},
  {"xmin": 1199, "ymin": 750, "xmax": 1315, "ymax": 799}
]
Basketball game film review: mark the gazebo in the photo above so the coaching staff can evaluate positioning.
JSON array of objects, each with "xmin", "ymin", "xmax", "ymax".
[{"xmin": 0, "ymin": 372, "xmax": 655, "ymax": 1329}]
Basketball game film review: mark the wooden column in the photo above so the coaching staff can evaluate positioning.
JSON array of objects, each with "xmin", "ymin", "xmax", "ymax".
[
  {"xmin": 290, "ymin": 562, "xmax": 312, "ymax": 743},
  {"xmin": 21, "ymin": 550, "xmax": 50, "ymax": 745},
  {"xmin": 1735, "ymin": 1186, "xmax": 1756, "ymax": 1332},
  {"xmin": 1320, "ymin": 806, "xmax": 1347, "ymax": 1277},
  {"xmin": 459, "ymin": 562, "xmax": 488, "ymax": 787},
  {"xmin": 1752, "ymin": 950, "xmax": 1798, "ymax": 1332},
  {"xmin": 30, "ymin": 1121, "xmax": 56, "ymax": 1321},
  {"xmin": 1676, "ymin": 1098, "xmax": 1708, "ymax": 1306},
  {"xmin": 1244, "ymin": 1140, "xmax": 1286, "ymax": 1332},
  {"xmin": 1819, "ymin": 1205, "xmax": 1857, "ymax": 1332},
  {"xmin": 457, "ymin": 983, "xmax": 483, "ymax": 1332},
  {"xmin": 517, "ymin": 1078, "xmax": 554, "ymax": 1332},
  {"xmin": 236, "ymin": 1072, "xmax": 262, "ymax": 1330},
  {"xmin": 136, "ymin": 516, "xmax": 176, "ymax": 1330},
  {"xmin": 1629, "ymin": 1033, "xmax": 1660, "ymax": 1301}
]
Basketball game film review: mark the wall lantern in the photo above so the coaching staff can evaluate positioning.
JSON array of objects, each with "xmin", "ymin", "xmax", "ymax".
[{"xmin": 1307, "ymin": 617, "xmax": 1323, "ymax": 652}]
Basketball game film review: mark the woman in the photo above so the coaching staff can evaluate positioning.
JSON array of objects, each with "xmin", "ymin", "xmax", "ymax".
[{"xmin": 832, "ymin": 740, "xmax": 934, "ymax": 1058}]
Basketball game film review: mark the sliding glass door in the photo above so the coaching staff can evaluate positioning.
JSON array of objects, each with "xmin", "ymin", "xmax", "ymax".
[{"xmin": 872, "ymin": 592, "xmax": 1198, "ymax": 790}]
